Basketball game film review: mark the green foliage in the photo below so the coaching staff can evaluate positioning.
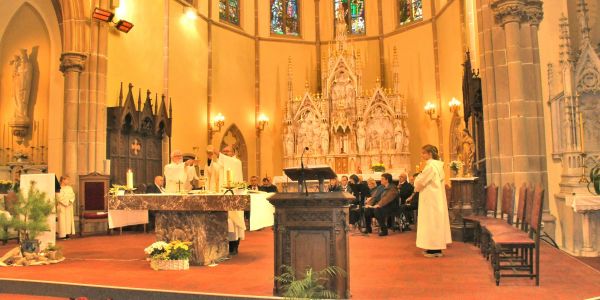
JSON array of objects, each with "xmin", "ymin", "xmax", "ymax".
[
  {"xmin": 274, "ymin": 265, "xmax": 346, "ymax": 300},
  {"xmin": 10, "ymin": 182, "xmax": 55, "ymax": 242},
  {"xmin": 589, "ymin": 166, "xmax": 600, "ymax": 195},
  {"xmin": 0, "ymin": 213, "xmax": 10, "ymax": 241}
]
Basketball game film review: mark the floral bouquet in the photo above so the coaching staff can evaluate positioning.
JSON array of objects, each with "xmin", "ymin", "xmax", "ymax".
[
  {"xmin": 371, "ymin": 163, "xmax": 386, "ymax": 173},
  {"xmin": 0, "ymin": 180, "xmax": 13, "ymax": 194},
  {"xmin": 449, "ymin": 160, "xmax": 464, "ymax": 172},
  {"xmin": 145, "ymin": 240, "xmax": 192, "ymax": 270},
  {"xmin": 13, "ymin": 151, "xmax": 28, "ymax": 162}
]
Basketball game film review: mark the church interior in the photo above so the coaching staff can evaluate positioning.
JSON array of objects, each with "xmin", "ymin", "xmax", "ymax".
[{"xmin": 1, "ymin": 0, "xmax": 600, "ymax": 299}]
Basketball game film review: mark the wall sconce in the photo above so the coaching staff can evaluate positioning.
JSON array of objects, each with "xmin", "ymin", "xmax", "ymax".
[
  {"xmin": 424, "ymin": 101, "xmax": 440, "ymax": 121},
  {"xmin": 184, "ymin": 6, "xmax": 198, "ymax": 20},
  {"xmin": 210, "ymin": 113, "xmax": 225, "ymax": 132},
  {"xmin": 257, "ymin": 114, "xmax": 269, "ymax": 131},
  {"xmin": 92, "ymin": 7, "xmax": 134, "ymax": 33},
  {"xmin": 449, "ymin": 97, "xmax": 461, "ymax": 115}
]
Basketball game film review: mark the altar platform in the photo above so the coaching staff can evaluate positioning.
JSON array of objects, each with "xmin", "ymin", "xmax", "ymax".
[{"xmin": 1, "ymin": 230, "xmax": 600, "ymax": 299}]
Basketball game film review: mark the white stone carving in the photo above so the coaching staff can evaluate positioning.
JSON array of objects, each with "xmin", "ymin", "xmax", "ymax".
[{"xmin": 283, "ymin": 10, "xmax": 409, "ymax": 174}]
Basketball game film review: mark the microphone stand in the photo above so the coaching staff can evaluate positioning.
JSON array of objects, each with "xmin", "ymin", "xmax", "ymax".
[{"xmin": 300, "ymin": 147, "xmax": 308, "ymax": 196}]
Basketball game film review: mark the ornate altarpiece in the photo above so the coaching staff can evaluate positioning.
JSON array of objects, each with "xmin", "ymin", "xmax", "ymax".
[
  {"xmin": 107, "ymin": 83, "xmax": 172, "ymax": 187},
  {"xmin": 548, "ymin": 1, "xmax": 600, "ymax": 257},
  {"xmin": 283, "ymin": 11, "xmax": 410, "ymax": 174}
]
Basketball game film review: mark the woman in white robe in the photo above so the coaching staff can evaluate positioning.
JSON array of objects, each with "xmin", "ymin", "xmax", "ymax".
[
  {"xmin": 414, "ymin": 145, "xmax": 452, "ymax": 257},
  {"xmin": 57, "ymin": 176, "xmax": 76, "ymax": 238}
]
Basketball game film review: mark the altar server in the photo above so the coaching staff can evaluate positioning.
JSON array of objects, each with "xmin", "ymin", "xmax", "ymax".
[
  {"xmin": 414, "ymin": 145, "xmax": 452, "ymax": 257},
  {"xmin": 164, "ymin": 150, "xmax": 187, "ymax": 193},
  {"xmin": 217, "ymin": 146, "xmax": 246, "ymax": 255},
  {"xmin": 57, "ymin": 175, "xmax": 76, "ymax": 239}
]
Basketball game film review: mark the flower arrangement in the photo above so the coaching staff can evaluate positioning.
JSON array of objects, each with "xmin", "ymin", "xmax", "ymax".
[
  {"xmin": 13, "ymin": 151, "xmax": 28, "ymax": 161},
  {"xmin": 144, "ymin": 240, "xmax": 192, "ymax": 270},
  {"xmin": 449, "ymin": 160, "xmax": 464, "ymax": 172},
  {"xmin": 0, "ymin": 180, "xmax": 13, "ymax": 194},
  {"xmin": 371, "ymin": 163, "xmax": 386, "ymax": 173}
]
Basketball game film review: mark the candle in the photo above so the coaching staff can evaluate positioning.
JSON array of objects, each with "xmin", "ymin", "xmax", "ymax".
[
  {"xmin": 36, "ymin": 120, "xmax": 40, "ymax": 146},
  {"xmin": 579, "ymin": 112, "xmax": 585, "ymax": 152},
  {"xmin": 226, "ymin": 168, "xmax": 231, "ymax": 187},
  {"xmin": 126, "ymin": 169, "xmax": 134, "ymax": 190},
  {"xmin": 104, "ymin": 159, "xmax": 111, "ymax": 175}
]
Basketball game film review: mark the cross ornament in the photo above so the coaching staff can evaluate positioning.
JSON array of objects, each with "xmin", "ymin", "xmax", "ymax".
[{"xmin": 131, "ymin": 139, "xmax": 141, "ymax": 155}]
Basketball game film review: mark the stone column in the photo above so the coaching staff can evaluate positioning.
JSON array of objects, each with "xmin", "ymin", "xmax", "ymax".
[
  {"xmin": 492, "ymin": 0, "xmax": 531, "ymax": 185},
  {"xmin": 60, "ymin": 52, "xmax": 87, "ymax": 180}
]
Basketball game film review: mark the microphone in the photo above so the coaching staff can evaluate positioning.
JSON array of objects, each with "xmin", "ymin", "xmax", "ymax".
[{"xmin": 301, "ymin": 147, "xmax": 309, "ymax": 168}]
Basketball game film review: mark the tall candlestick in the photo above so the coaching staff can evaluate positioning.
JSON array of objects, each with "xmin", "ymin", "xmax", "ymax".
[
  {"xmin": 579, "ymin": 112, "xmax": 585, "ymax": 152},
  {"xmin": 126, "ymin": 169, "xmax": 134, "ymax": 190},
  {"xmin": 36, "ymin": 120, "xmax": 40, "ymax": 147},
  {"xmin": 226, "ymin": 168, "xmax": 232, "ymax": 187}
]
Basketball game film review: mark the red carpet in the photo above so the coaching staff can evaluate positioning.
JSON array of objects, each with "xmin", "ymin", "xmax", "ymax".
[{"xmin": 1, "ymin": 229, "xmax": 600, "ymax": 299}]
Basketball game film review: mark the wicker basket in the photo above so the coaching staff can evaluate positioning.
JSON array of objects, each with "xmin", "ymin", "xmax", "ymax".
[{"xmin": 150, "ymin": 259, "xmax": 190, "ymax": 271}]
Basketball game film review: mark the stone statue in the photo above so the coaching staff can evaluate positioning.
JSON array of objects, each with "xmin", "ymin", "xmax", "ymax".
[
  {"xmin": 10, "ymin": 49, "xmax": 33, "ymax": 123},
  {"xmin": 402, "ymin": 125, "xmax": 410, "ymax": 152},
  {"xmin": 460, "ymin": 129, "xmax": 475, "ymax": 175},
  {"xmin": 356, "ymin": 121, "xmax": 366, "ymax": 153},
  {"xmin": 394, "ymin": 121, "xmax": 404, "ymax": 151},
  {"xmin": 284, "ymin": 126, "xmax": 295, "ymax": 156},
  {"xmin": 320, "ymin": 122, "xmax": 329, "ymax": 155}
]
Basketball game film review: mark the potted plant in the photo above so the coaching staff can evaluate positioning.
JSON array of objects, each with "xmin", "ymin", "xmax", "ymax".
[
  {"xmin": 275, "ymin": 265, "xmax": 346, "ymax": 299},
  {"xmin": 589, "ymin": 165, "xmax": 600, "ymax": 195},
  {"xmin": 144, "ymin": 240, "xmax": 192, "ymax": 271},
  {"xmin": 43, "ymin": 243, "xmax": 63, "ymax": 260},
  {"xmin": 449, "ymin": 160, "xmax": 464, "ymax": 177},
  {"xmin": 371, "ymin": 163, "xmax": 386, "ymax": 173},
  {"xmin": 10, "ymin": 182, "xmax": 55, "ymax": 254}
]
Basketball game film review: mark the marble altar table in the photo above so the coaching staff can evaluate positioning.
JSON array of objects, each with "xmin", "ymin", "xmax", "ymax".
[{"xmin": 108, "ymin": 194, "xmax": 250, "ymax": 265}]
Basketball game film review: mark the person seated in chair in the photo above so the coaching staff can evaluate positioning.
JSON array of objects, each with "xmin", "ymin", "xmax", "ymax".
[
  {"xmin": 393, "ymin": 172, "xmax": 415, "ymax": 230},
  {"xmin": 146, "ymin": 176, "xmax": 165, "ymax": 193},
  {"xmin": 363, "ymin": 173, "xmax": 399, "ymax": 236},
  {"xmin": 259, "ymin": 177, "xmax": 278, "ymax": 193},
  {"xmin": 328, "ymin": 177, "xmax": 342, "ymax": 192},
  {"xmin": 340, "ymin": 175, "xmax": 351, "ymax": 193},
  {"xmin": 248, "ymin": 176, "xmax": 261, "ymax": 191},
  {"xmin": 348, "ymin": 174, "xmax": 370, "ymax": 226}
]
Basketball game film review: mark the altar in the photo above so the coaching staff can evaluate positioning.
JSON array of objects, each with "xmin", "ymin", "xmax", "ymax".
[{"xmin": 108, "ymin": 193, "xmax": 250, "ymax": 265}]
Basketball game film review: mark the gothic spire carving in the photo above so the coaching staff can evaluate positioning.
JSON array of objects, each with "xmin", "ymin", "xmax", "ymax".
[{"xmin": 577, "ymin": 0, "xmax": 592, "ymax": 46}]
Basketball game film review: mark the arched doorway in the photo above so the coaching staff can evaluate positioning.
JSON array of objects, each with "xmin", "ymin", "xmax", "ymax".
[{"xmin": 219, "ymin": 124, "xmax": 248, "ymax": 180}]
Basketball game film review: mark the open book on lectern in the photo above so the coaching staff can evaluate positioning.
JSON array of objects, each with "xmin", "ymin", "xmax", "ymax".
[{"xmin": 283, "ymin": 165, "xmax": 337, "ymax": 182}]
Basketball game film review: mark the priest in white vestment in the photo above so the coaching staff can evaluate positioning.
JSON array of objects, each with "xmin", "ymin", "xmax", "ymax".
[
  {"xmin": 414, "ymin": 144, "xmax": 452, "ymax": 257},
  {"xmin": 216, "ymin": 145, "xmax": 246, "ymax": 255},
  {"xmin": 57, "ymin": 175, "xmax": 76, "ymax": 238},
  {"xmin": 204, "ymin": 145, "xmax": 222, "ymax": 192},
  {"xmin": 164, "ymin": 150, "xmax": 187, "ymax": 193}
]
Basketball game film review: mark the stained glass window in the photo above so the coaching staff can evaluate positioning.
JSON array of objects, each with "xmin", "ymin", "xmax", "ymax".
[
  {"xmin": 334, "ymin": 0, "xmax": 365, "ymax": 35},
  {"xmin": 219, "ymin": 0, "xmax": 240, "ymax": 26},
  {"xmin": 271, "ymin": 0, "xmax": 300, "ymax": 36},
  {"xmin": 398, "ymin": 0, "xmax": 423, "ymax": 26}
]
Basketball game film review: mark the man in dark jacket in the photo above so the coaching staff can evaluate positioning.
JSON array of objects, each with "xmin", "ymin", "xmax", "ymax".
[{"xmin": 363, "ymin": 173, "xmax": 399, "ymax": 236}]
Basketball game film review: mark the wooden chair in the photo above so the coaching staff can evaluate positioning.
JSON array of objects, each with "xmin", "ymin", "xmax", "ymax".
[
  {"xmin": 490, "ymin": 183, "xmax": 544, "ymax": 286},
  {"xmin": 79, "ymin": 172, "xmax": 111, "ymax": 236},
  {"xmin": 478, "ymin": 183, "xmax": 516, "ymax": 258},
  {"xmin": 462, "ymin": 183, "xmax": 498, "ymax": 246}
]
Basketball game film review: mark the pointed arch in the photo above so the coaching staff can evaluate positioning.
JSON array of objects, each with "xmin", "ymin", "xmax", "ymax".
[{"xmin": 219, "ymin": 124, "xmax": 249, "ymax": 180}]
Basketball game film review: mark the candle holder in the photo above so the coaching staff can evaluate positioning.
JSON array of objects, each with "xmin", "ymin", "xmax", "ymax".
[
  {"xmin": 579, "ymin": 153, "xmax": 590, "ymax": 184},
  {"xmin": 39, "ymin": 146, "xmax": 46, "ymax": 164},
  {"xmin": 223, "ymin": 186, "xmax": 235, "ymax": 195},
  {"xmin": 30, "ymin": 146, "xmax": 36, "ymax": 164}
]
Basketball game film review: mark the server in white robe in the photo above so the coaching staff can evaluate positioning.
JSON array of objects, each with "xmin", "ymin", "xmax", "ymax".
[
  {"xmin": 414, "ymin": 144, "xmax": 452, "ymax": 257},
  {"xmin": 216, "ymin": 146, "xmax": 246, "ymax": 255},
  {"xmin": 204, "ymin": 145, "xmax": 222, "ymax": 192},
  {"xmin": 57, "ymin": 175, "xmax": 76, "ymax": 238},
  {"xmin": 164, "ymin": 150, "xmax": 187, "ymax": 193}
]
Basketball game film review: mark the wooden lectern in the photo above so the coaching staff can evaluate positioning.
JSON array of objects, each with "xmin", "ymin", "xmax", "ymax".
[
  {"xmin": 269, "ymin": 167, "xmax": 353, "ymax": 298},
  {"xmin": 283, "ymin": 166, "xmax": 337, "ymax": 192}
]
